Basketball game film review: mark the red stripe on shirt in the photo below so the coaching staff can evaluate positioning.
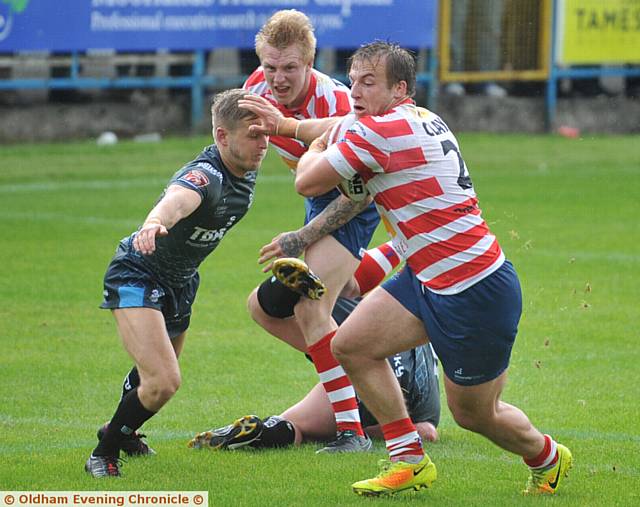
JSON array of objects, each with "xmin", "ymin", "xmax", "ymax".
[
  {"xmin": 398, "ymin": 197, "xmax": 479, "ymax": 239},
  {"xmin": 337, "ymin": 143, "xmax": 376, "ymax": 183},
  {"xmin": 359, "ymin": 117, "xmax": 414, "ymax": 138},
  {"xmin": 334, "ymin": 90, "xmax": 351, "ymax": 116},
  {"xmin": 345, "ymin": 132, "xmax": 389, "ymax": 169},
  {"xmin": 244, "ymin": 69, "xmax": 265, "ymax": 88},
  {"xmin": 387, "ymin": 147, "xmax": 427, "ymax": 173},
  {"xmin": 271, "ymin": 136, "xmax": 306, "ymax": 159},
  {"xmin": 314, "ymin": 95, "xmax": 329, "ymax": 118},
  {"xmin": 374, "ymin": 177, "xmax": 444, "ymax": 211},
  {"xmin": 409, "ymin": 223, "xmax": 491, "ymax": 274},
  {"xmin": 423, "ymin": 238, "xmax": 502, "ymax": 290}
]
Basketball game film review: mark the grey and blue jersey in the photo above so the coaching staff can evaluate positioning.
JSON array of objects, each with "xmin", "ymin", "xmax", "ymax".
[
  {"xmin": 101, "ymin": 145, "xmax": 256, "ymax": 336},
  {"xmin": 124, "ymin": 144, "xmax": 255, "ymax": 288}
]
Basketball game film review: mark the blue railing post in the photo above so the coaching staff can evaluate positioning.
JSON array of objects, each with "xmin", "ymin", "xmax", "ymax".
[
  {"xmin": 191, "ymin": 50, "xmax": 205, "ymax": 129},
  {"xmin": 545, "ymin": 0, "xmax": 559, "ymax": 132},
  {"xmin": 427, "ymin": 47, "xmax": 438, "ymax": 111},
  {"xmin": 71, "ymin": 51, "xmax": 80, "ymax": 80}
]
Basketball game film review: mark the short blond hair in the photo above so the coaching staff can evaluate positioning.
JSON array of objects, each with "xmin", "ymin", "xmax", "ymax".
[{"xmin": 255, "ymin": 9, "xmax": 316, "ymax": 65}]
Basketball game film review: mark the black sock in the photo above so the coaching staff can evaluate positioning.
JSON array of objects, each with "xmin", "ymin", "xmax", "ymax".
[
  {"xmin": 121, "ymin": 366, "xmax": 140, "ymax": 400},
  {"xmin": 249, "ymin": 416, "xmax": 296, "ymax": 449},
  {"xmin": 94, "ymin": 388, "xmax": 156, "ymax": 456}
]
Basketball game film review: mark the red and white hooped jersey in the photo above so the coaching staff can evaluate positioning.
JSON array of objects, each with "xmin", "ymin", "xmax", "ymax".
[
  {"xmin": 325, "ymin": 100, "xmax": 504, "ymax": 294},
  {"xmin": 244, "ymin": 67, "xmax": 352, "ymax": 169}
]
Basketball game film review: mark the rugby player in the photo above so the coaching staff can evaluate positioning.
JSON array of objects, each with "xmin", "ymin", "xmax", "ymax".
[
  {"xmin": 267, "ymin": 41, "xmax": 574, "ymax": 497},
  {"xmin": 242, "ymin": 9, "xmax": 380, "ymax": 453},
  {"xmin": 85, "ymin": 89, "xmax": 269, "ymax": 478}
]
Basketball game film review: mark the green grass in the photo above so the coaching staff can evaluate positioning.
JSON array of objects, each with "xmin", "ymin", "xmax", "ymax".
[{"xmin": 1, "ymin": 134, "xmax": 639, "ymax": 506}]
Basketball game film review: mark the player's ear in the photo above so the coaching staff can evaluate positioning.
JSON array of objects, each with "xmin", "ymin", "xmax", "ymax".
[
  {"xmin": 214, "ymin": 126, "xmax": 228, "ymax": 146},
  {"xmin": 393, "ymin": 80, "xmax": 408, "ymax": 99}
]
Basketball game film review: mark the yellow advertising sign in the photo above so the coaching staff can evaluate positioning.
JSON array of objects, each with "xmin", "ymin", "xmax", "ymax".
[{"xmin": 560, "ymin": 0, "xmax": 640, "ymax": 64}]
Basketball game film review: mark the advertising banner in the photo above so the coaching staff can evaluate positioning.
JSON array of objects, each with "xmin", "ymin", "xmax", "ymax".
[
  {"xmin": 0, "ymin": 0, "xmax": 437, "ymax": 52},
  {"xmin": 558, "ymin": 0, "xmax": 640, "ymax": 64}
]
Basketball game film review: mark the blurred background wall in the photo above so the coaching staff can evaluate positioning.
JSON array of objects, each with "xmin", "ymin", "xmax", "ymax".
[{"xmin": 0, "ymin": 0, "xmax": 638, "ymax": 142}]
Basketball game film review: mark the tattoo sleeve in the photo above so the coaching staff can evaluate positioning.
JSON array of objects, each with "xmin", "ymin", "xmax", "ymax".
[
  {"xmin": 277, "ymin": 232, "xmax": 307, "ymax": 258},
  {"xmin": 296, "ymin": 195, "xmax": 371, "ymax": 249}
]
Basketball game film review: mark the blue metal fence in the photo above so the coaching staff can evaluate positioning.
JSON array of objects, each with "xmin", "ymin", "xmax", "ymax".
[
  {"xmin": 1, "ymin": 1, "xmax": 638, "ymax": 130},
  {"xmin": 0, "ymin": 1, "xmax": 438, "ymax": 126}
]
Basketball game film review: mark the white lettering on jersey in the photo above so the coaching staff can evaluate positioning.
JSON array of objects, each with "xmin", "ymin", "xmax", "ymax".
[
  {"xmin": 393, "ymin": 354, "xmax": 404, "ymax": 378},
  {"xmin": 190, "ymin": 226, "xmax": 227, "ymax": 243},
  {"xmin": 189, "ymin": 216, "xmax": 237, "ymax": 243},
  {"xmin": 196, "ymin": 162, "xmax": 223, "ymax": 184}
]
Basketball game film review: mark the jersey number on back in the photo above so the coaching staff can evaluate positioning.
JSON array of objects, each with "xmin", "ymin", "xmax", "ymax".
[{"xmin": 441, "ymin": 140, "xmax": 473, "ymax": 189}]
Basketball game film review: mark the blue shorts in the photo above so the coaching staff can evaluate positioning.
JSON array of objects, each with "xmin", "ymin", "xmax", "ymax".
[
  {"xmin": 305, "ymin": 190, "xmax": 379, "ymax": 260},
  {"xmin": 382, "ymin": 261, "xmax": 522, "ymax": 386},
  {"xmin": 100, "ymin": 243, "xmax": 199, "ymax": 339}
]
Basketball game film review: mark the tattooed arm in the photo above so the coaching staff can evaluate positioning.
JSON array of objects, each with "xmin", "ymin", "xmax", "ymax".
[{"xmin": 258, "ymin": 194, "xmax": 373, "ymax": 272}]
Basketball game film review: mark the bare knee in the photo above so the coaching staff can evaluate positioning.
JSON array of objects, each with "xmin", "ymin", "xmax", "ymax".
[
  {"xmin": 330, "ymin": 333, "xmax": 346, "ymax": 361},
  {"xmin": 143, "ymin": 371, "xmax": 181, "ymax": 406},
  {"xmin": 247, "ymin": 289, "xmax": 262, "ymax": 323},
  {"xmin": 448, "ymin": 401, "xmax": 489, "ymax": 433},
  {"xmin": 331, "ymin": 329, "xmax": 386, "ymax": 365},
  {"xmin": 330, "ymin": 333, "xmax": 357, "ymax": 365}
]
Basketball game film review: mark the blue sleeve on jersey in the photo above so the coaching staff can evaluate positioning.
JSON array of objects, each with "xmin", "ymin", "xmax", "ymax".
[{"xmin": 172, "ymin": 161, "xmax": 224, "ymax": 206}]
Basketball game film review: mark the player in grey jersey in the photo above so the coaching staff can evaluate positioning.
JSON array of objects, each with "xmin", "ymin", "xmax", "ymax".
[{"xmin": 85, "ymin": 89, "xmax": 269, "ymax": 478}]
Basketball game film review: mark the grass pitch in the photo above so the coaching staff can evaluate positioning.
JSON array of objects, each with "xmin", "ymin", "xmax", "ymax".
[{"xmin": 0, "ymin": 133, "xmax": 639, "ymax": 506}]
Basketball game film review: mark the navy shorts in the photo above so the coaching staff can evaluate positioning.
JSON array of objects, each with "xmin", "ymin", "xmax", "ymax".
[
  {"xmin": 304, "ymin": 190, "xmax": 379, "ymax": 260},
  {"xmin": 100, "ymin": 244, "xmax": 199, "ymax": 339},
  {"xmin": 382, "ymin": 261, "xmax": 522, "ymax": 386}
]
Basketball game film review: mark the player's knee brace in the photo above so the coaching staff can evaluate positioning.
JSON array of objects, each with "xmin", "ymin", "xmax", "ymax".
[
  {"xmin": 251, "ymin": 415, "xmax": 296, "ymax": 448},
  {"xmin": 256, "ymin": 275, "xmax": 301, "ymax": 319}
]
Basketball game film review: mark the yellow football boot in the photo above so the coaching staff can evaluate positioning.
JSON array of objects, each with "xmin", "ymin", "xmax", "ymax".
[
  {"xmin": 272, "ymin": 258, "xmax": 326, "ymax": 300},
  {"xmin": 352, "ymin": 455, "xmax": 437, "ymax": 497},
  {"xmin": 523, "ymin": 444, "xmax": 573, "ymax": 495},
  {"xmin": 188, "ymin": 415, "xmax": 263, "ymax": 450}
]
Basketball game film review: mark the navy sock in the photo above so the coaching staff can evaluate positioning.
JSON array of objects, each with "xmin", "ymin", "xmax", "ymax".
[
  {"xmin": 249, "ymin": 416, "xmax": 296, "ymax": 449},
  {"xmin": 94, "ymin": 388, "xmax": 155, "ymax": 456},
  {"xmin": 121, "ymin": 366, "xmax": 140, "ymax": 400}
]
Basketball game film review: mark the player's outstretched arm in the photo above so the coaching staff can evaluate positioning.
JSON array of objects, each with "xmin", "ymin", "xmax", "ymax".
[
  {"xmin": 133, "ymin": 185, "xmax": 202, "ymax": 255},
  {"xmin": 257, "ymin": 194, "xmax": 371, "ymax": 272},
  {"xmin": 239, "ymin": 94, "xmax": 339, "ymax": 145}
]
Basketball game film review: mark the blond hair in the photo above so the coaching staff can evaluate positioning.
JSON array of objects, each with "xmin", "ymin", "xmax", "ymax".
[{"xmin": 255, "ymin": 9, "xmax": 316, "ymax": 65}]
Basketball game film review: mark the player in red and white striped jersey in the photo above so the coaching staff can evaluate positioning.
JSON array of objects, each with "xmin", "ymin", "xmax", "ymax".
[
  {"xmin": 244, "ymin": 66, "xmax": 351, "ymax": 171},
  {"xmin": 292, "ymin": 41, "xmax": 572, "ymax": 496},
  {"xmin": 242, "ymin": 10, "xmax": 380, "ymax": 454}
]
